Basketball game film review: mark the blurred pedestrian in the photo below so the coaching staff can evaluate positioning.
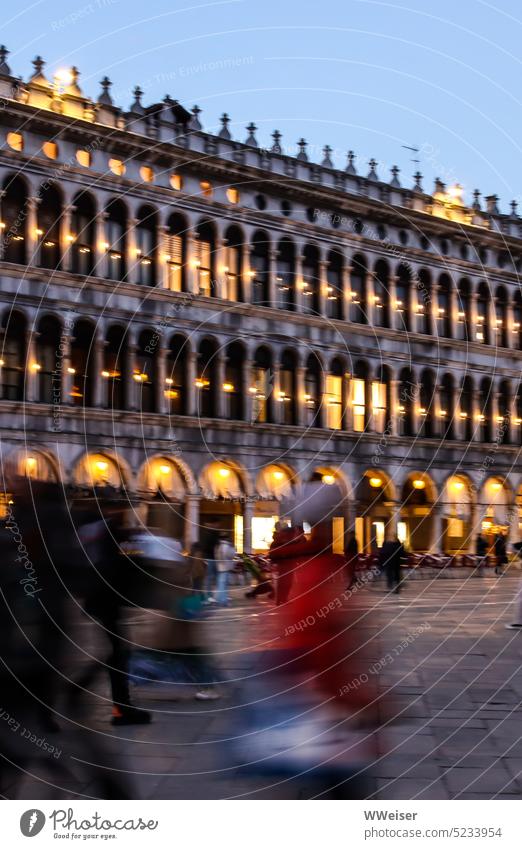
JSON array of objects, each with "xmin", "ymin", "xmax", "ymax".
[
  {"xmin": 344, "ymin": 531, "xmax": 359, "ymax": 590},
  {"xmin": 494, "ymin": 532, "xmax": 507, "ymax": 576},
  {"xmin": 215, "ymin": 532, "xmax": 236, "ymax": 606},
  {"xmin": 188, "ymin": 542, "xmax": 207, "ymax": 598},
  {"xmin": 200, "ymin": 520, "xmax": 220, "ymax": 603},
  {"xmin": 269, "ymin": 522, "xmax": 307, "ymax": 605},
  {"xmin": 476, "ymin": 533, "xmax": 488, "ymax": 576},
  {"xmin": 379, "ymin": 534, "xmax": 406, "ymax": 593}
]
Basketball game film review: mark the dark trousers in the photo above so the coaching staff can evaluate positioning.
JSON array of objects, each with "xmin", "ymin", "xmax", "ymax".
[
  {"xmin": 75, "ymin": 610, "xmax": 131, "ymax": 708},
  {"xmin": 386, "ymin": 561, "xmax": 401, "ymax": 592}
]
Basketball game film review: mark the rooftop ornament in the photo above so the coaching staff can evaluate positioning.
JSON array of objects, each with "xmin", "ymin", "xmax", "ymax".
[
  {"xmin": 390, "ymin": 165, "xmax": 401, "ymax": 188},
  {"xmin": 245, "ymin": 122, "xmax": 258, "ymax": 147},
  {"xmin": 321, "ymin": 145, "xmax": 333, "ymax": 168},
  {"xmin": 345, "ymin": 150, "xmax": 356, "ymax": 174},
  {"xmin": 271, "ymin": 129, "xmax": 282, "ymax": 154},
  {"xmin": 367, "ymin": 158, "xmax": 379, "ymax": 180},
  {"xmin": 219, "ymin": 112, "xmax": 231, "ymax": 139},
  {"xmin": 296, "ymin": 138, "xmax": 308, "ymax": 161}
]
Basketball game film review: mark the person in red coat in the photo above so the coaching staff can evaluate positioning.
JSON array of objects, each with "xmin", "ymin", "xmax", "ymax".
[{"xmin": 269, "ymin": 523, "xmax": 308, "ymax": 605}]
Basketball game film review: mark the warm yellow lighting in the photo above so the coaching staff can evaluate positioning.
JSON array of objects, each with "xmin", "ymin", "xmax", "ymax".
[
  {"xmin": 159, "ymin": 464, "xmax": 171, "ymax": 475},
  {"xmin": 477, "ymin": 413, "xmax": 485, "ymax": 421},
  {"xmin": 248, "ymin": 386, "xmax": 258, "ymax": 394},
  {"xmin": 482, "ymin": 519, "xmax": 493, "ymax": 531},
  {"xmin": 273, "ymin": 470, "xmax": 284, "ymax": 481},
  {"xmin": 165, "ymin": 377, "xmax": 174, "ymax": 385},
  {"xmin": 108, "ymin": 158, "xmax": 126, "ymax": 176},
  {"xmin": 139, "ymin": 165, "xmax": 154, "ymax": 183},
  {"xmin": 0, "ymin": 359, "xmax": 3, "ymax": 366},
  {"xmin": 446, "ymin": 183, "xmax": 463, "ymax": 203},
  {"xmin": 55, "ymin": 67, "xmax": 73, "ymax": 87},
  {"xmin": 369, "ymin": 476, "xmax": 383, "ymax": 488},
  {"xmin": 412, "ymin": 479, "xmax": 426, "ymax": 490},
  {"xmin": 66, "ymin": 234, "xmax": 75, "ymax": 243},
  {"xmin": 35, "ymin": 228, "xmax": 43, "ymax": 236},
  {"xmin": 6, "ymin": 132, "xmax": 23, "ymax": 152},
  {"xmin": 76, "ymin": 149, "xmax": 91, "ymax": 168},
  {"xmin": 419, "ymin": 407, "xmax": 427, "ymax": 416},
  {"xmin": 164, "ymin": 254, "xmax": 171, "ymax": 262},
  {"xmin": 395, "ymin": 299, "xmax": 403, "ymax": 311},
  {"xmin": 222, "ymin": 382, "xmax": 235, "ymax": 393},
  {"xmin": 226, "ymin": 187, "xmax": 239, "ymax": 204},
  {"xmin": 322, "ymin": 474, "xmax": 335, "ymax": 485},
  {"xmin": 439, "ymin": 409, "xmax": 447, "ymax": 417},
  {"xmin": 453, "ymin": 480, "xmax": 465, "ymax": 491},
  {"xmin": 133, "ymin": 372, "xmax": 148, "ymax": 382},
  {"xmin": 218, "ymin": 467, "xmax": 230, "ymax": 478},
  {"xmin": 31, "ymin": 362, "xmax": 41, "ymax": 371},
  {"xmin": 101, "ymin": 241, "xmax": 110, "ymax": 250},
  {"xmin": 164, "ymin": 389, "xmax": 179, "ymax": 400},
  {"xmin": 95, "ymin": 460, "xmax": 108, "ymax": 472},
  {"xmin": 101, "ymin": 370, "xmax": 110, "ymax": 378},
  {"xmin": 491, "ymin": 482, "xmax": 502, "ymax": 492},
  {"xmin": 170, "ymin": 174, "xmax": 183, "ymax": 190},
  {"xmin": 67, "ymin": 367, "xmax": 76, "ymax": 375},
  {"xmin": 42, "ymin": 141, "xmax": 58, "ymax": 160},
  {"xmin": 515, "ymin": 418, "xmax": 522, "ymax": 426},
  {"xmin": 195, "ymin": 377, "xmax": 209, "ymax": 389},
  {"xmin": 25, "ymin": 456, "xmax": 37, "ymax": 475},
  {"xmin": 438, "ymin": 307, "xmax": 445, "ymax": 315},
  {"xmin": 460, "ymin": 411, "xmax": 468, "ymax": 418}
]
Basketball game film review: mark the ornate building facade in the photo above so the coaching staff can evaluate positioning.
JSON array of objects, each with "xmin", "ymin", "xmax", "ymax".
[{"xmin": 0, "ymin": 48, "xmax": 520, "ymax": 555}]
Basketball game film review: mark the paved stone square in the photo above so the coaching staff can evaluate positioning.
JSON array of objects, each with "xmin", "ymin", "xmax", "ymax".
[{"xmin": 10, "ymin": 572, "xmax": 522, "ymax": 800}]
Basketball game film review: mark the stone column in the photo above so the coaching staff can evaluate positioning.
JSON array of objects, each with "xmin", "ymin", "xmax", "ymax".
[
  {"xmin": 295, "ymin": 365, "xmax": 306, "ymax": 427},
  {"xmin": 388, "ymin": 273, "xmax": 398, "ymax": 330},
  {"xmin": 186, "ymin": 350, "xmax": 198, "ymax": 417},
  {"xmin": 448, "ymin": 281, "xmax": 458, "ymax": 341},
  {"xmin": 343, "ymin": 374, "xmax": 353, "ymax": 431},
  {"xmin": 431, "ymin": 282, "xmax": 440, "ymax": 338},
  {"xmin": 294, "ymin": 251, "xmax": 304, "ymax": 313},
  {"xmin": 156, "ymin": 224, "xmax": 168, "ymax": 289},
  {"xmin": 317, "ymin": 258, "xmax": 328, "ymax": 318},
  {"xmin": 61, "ymin": 333, "xmax": 74, "ymax": 407},
  {"xmin": 127, "ymin": 217, "xmax": 139, "ymax": 284},
  {"xmin": 216, "ymin": 353, "xmax": 226, "ymax": 418},
  {"xmin": 365, "ymin": 272, "xmax": 375, "ymax": 326},
  {"xmin": 243, "ymin": 498, "xmax": 254, "ymax": 555},
  {"xmin": 385, "ymin": 501, "xmax": 401, "ymax": 539},
  {"xmin": 156, "ymin": 346, "xmax": 168, "ymax": 414},
  {"xmin": 26, "ymin": 196, "xmax": 40, "ymax": 266},
  {"xmin": 95, "ymin": 211, "xmax": 109, "ymax": 278},
  {"xmin": 491, "ymin": 390, "xmax": 500, "ymax": 441},
  {"xmin": 471, "ymin": 388, "xmax": 481, "ymax": 442},
  {"xmin": 25, "ymin": 328, "xmax": 38, "ymax": 402},
  {"xmin": 215, "ymin": 236, "xmax": 227, "ymax": 299},
  {"xmin": 242, "ymin": 242, "xmax": 252, "ymax": 304},
  {"xmin": 92, "ymin": 336, "xmax": 104, "ymax": 407},
  {"xmin": 61, "ymin": 203, "xmax": 75, "ymax": 272},
  {"xmin": 268, "ymin": 248, "xmax": 277, "ymax": 308},
  {"xmin": 185, "ymin": 230, "xmax": 198, "ymax": 295},
  {"xmin": 272, "ymin": 363, "xmax": 282, "ymax": 424},
  {"xmin": 469, "ymin": 290, "xmax": 479, "ymax": 343},
  {"xmin": 389, "ymin": 379, "xmax": 401, "ymax": 436},
  {"xmin": 342, "ymin": 264, "xmax": 352, "ymax": 322},
  {"xmin": 242, "ymin": 358, "xmax": 253, "ymax": 422},
  {"xmin": 184, "ymin": 495, "xmax": 200, "ymax": 551},
  {"xmin": 125, "ymin": 343, "xmax": 138, "ymax": 411}
]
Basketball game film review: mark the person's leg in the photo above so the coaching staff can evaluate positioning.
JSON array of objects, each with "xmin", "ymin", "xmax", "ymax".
[
  {"xmin": 216, "ymin": 570, "xmax": 229, "ymax": 605},
  {"xmin": 205, "ymin": 559, "xmax": 217, "ymax": 599}
]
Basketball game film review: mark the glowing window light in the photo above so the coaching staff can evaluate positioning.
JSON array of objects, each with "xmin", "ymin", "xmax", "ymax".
[
  {"xmin": 95, "ymin": 460, "xmax": 108, "ymax": 472},
  {"xmin": 222, "ymin": 382, "xmax": 235, "ymax": 392},
  {"xmin": 369, "ymin": 476, "xmax": 382, "ymax": 488},
  {"xmin": 412, "ymin": 479, "xmax": 426, "ymax": 490},
  {"xmin": 322, "ymin": 474, "xmax": 335, "ymax": 485},
  {"xmin": 159, "ymin": 464, "xmax": 171, "ymax": 475},
  {"xmin": 452, "ymin": 480, "xmax": 465, "ymax": 491},
  {"xmin": 273, "ymin": 470, "xmax": 284, "ymax": 481},
  {"xmin": 218, "ymin": 467, "xmax": 230, "ymax": 478}
]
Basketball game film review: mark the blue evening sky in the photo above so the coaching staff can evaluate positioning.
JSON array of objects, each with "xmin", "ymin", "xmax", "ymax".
[{"xmin": 2, "ymin": 0, "xmax": 521, "ymax": 210}]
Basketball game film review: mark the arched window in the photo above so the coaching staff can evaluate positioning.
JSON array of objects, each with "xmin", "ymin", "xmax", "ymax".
[
  {"xmin": 106, "ymin": 199, "xmax": 127, "ymax": 281},
  {"xmin": 37, "ymin": 185, "xmax": 61, "ymax": 270},
  {"xmin": 350, "ymin": 254, "xmax": 367, "ymax": 324},
  {"xmin": 302, "ymin": 244, "xmax": 320, "ymax": 315},
  {"xmin": 196, "ymin": 338, "xmax": 218, "ymax": 417},
  {"xmin": 165, "ymin": 213, "xmax": 186, "ymax": 293},
  {"xmin": 440, "ymin": 374, "xmax": 454, "ymax": 439},
  {"xmin": 351, "ymin": 361, "xmax": 369, "ymax": 432},
  {"xmin": 514, "ymin": 291, "xmax": 522, "ymax": 351},
  {"xmin": 371, "ymin": 364, "xmax": 389, "ymax": 433},
  {"xmin": 135, "ymin": 329, "xmax": 157, "ymax": 412},
  {"xmin": 36, "ymin": 315, "xmax": 61, "ymax": 403},
  {"xmin": 103, "ymin": 325, "xmax": 127, "ymax": 411},
  {"xmin": 326, "ymin": 357, "xmax": 345, "ymax": 430},
  {"xmin": 437, "ymin": 274, "xmax": 452, "ymax": 338},
  {"xmin": 251, "ymin": 346, "xmax": 273, "ymax": 423},
  {"xmin": 70, "ymin": 320, "xmax": 95, "ymax": 407},
  {"xmin": 478, "ymin": 378, "xmax": 493, "ymax": 442},
  {"xmin": 166, "ymin": 334, "xmax": 187, "ymax": 415},
  {"xmin": 136, "ymin": 205, "xmax": 158, "ymax": 285},
  {"xmin": 419, "ymin": 369, "xmax": 436, "ymax": 438},
  {"xmin": 195, "ymin": 221, "xmax": 216, "ymax": 297},
  {"xmin": 223, "ymin": 226, "xmax": 243, "ymax": 302},
  {"xmin": 305, "ymin": 353, "xmax": 322, "ymax": 427},
  {"xmin": 1, "ymin": 175, "xmax": 27, "ymax": 264},
  {"xmin": 373, "ymin": 260, "xmax": 390, "ymax": 328},
  {"xmin": 280, "ymin": 349, "xmax": 297, "ymax": 425},
  {"xmin": 326, "ymin": 250, "xmax": 343, "ymax": 320},
  {"xmin": 1, "ymin": 311, "xmax": 26, "ymax": 401},
  {"xmin": 276, "ymin": 239, "xmax": 295, "ymax": 310},
  {"xmin": 495, "ymin": 286, "xmax": 508, "ymax": 348},
  {"xmin": 457, "ymin": 279, "xmax": 471, "ymax": 342},
  {"xmin": 398, "ymin": 367, "xmax": 416, "ymax": 436},
  {"xmin": 476, "ymin": 282, "xmax": 490, "ymax": 344},
  {"xmin": 416, "ymin": 268, "xmax": 431, "ymax": 334},
  {"xmin": 460, "ymin": 376, "xmax": 473, "ymax": 441},
  {"xmin": 71, "ymin": 192, "xmax": 96, "ymax": 276},
  {"xmin": 251, "ymin": 230, "xmax": 270, "ymax": 306},
  {"xmin": 224, "ymin": 341, "xmax": 244, "ymax": 419},
  {"xmin": 498, "ymin": 379, "xmax": 511, "ymax": 444},
  {"xmin": 396, "ymin": 264, "xmax": 412, "ymax": 331}
]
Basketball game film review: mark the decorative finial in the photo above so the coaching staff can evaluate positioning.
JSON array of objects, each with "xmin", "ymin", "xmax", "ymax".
[
  {"xmin": 190, "ymin": 104, "xmax": 202, "ymax": 130},
  {"xmin": 245, "ymin": 122, "xmax": 258, "ymax": 147},
  {"xmin": 271, "ymin": 129, "xmax": 282, "ymax": 153},
  {"xmin": 345, "ymin": 150, "xmax": 356, "ymax": 174},
  {"xmin": 434, "ymin": 177, "xmax": 445, "ymax": 194},
  {"xmin": 296, "ymin": 138, "xmax": 308, "ymax": 161},
  {"xmin": 98, "ymin": 76, "xmax": 113, "ymax": 106},
  {"xmin": 219, "ymin": 112, "xmax": 231, "ymax": 140},
  {"xmin": 321, "ymin": 145, "xmax": 333, "ymax": 167},
  {"xmin": 130, "ymin": 85, "xmax": 144, "ymax": 114},
  {"xmin": 510, "ymin": 200, "xmax": 519, "ymax": 218},
  {"xmin": 31, "ymin": 55, "xmax": 45, "ymax": 79},
  {"xmin": 390, "ymin": 165, "xmax": 401, "ymax": 188},
  {"xmin": 71, "ymin": 66, "xmax": 80, "ymax": 87},
  {"xmin": 413, "ymin": 171, "xmax": 423, "ymax": 192},
  {"xmin": 472, "ymin": 189, "xmax": 481, "ymax": 211},
  {"xmin": 368, "ymin": 158, "xmax": 378, "ymax": 180},
  {"xmin": 0, "ymin": 45, "xmax": 11, "ymax": 76}
]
